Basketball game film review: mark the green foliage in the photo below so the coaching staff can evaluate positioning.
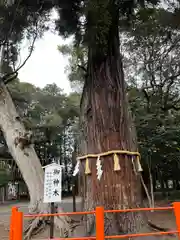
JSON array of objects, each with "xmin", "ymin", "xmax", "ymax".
[
  {"xmin": 58, "ymin": 43, "xmax": 87, "ymax": 91},
  {"xmin": 129, "ymin": 87, "xmax": 180, "ymax": 186},
  {"xmin": 123, "ymin": 7, "xmax": 180, "ymax": 112},
  {"xmin": 54, "ymin": 0, "xmax": 159, "ymax": 45},
  {"xmin": 0, "ymin": 1, "xmax": 56, "ymax": 83},
  {"xmin": 0, "ymin": 0, "xmax": 161, "ymax": 72},
  {"xmin": 123, "ymin": 9, "xmax": 180, "ymax": 189},
  {"xmin": 0, "ymin": 162, "xmax": 11, "ymax": 187},
  {"xmin": 0, "ymin": 169, "xmax": 10, "ymax": 186}
]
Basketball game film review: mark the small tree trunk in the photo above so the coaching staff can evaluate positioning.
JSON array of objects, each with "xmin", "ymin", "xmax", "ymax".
[
  {"xmin": 0, "ymin": 81, "xmax": 70, "ymax": 238},
  {"xmin": 1, "ymin": 186, "xmax": 5, "ymax": 203},
  {"xmin": 0, "ymin": 81, "xmax": 44, "ymax": 210},
  {"xmin": 148, "ymin": 162, "xmax": 154, "ymax": 208}
]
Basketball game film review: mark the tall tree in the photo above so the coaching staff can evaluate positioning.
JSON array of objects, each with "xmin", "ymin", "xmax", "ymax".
[
  {"xmin": 56, "ymin": 0, "xmax": 163, "ymax": 237},
  {"xmin": 121, "ymin": 8, "xmax": 180, "ymax": 201},
  {"xmin": 122, "ymin": 8, "xmax": 180, "ymax": 113}
]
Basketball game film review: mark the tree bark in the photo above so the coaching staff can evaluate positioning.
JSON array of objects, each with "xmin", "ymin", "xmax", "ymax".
[{"xmin": 80, "ymin": 2, "xmax": 157, "ymax": 238}]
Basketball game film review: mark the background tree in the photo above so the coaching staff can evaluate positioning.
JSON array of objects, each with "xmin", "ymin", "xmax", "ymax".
[{"xmin": 122, "ymin": 7, "xmax": 180, "ymax": 202}]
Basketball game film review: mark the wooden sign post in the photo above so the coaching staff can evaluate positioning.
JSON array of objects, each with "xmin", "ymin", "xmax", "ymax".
[{"xmin": 43, "ymin": 163, "xmax": 62, "ymax": 239}]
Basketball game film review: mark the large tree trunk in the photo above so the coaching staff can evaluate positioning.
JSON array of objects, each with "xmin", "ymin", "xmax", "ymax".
[
  {"xmin": 80, "ymin": 2, "xmax": 157, "ymax": 238},
  {"xmin": 0, "ymin": 81, "xmax": 70, "ymax": 239}
]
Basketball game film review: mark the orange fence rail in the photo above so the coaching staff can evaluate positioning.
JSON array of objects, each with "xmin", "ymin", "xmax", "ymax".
[{"xmin": 9, "ymin": 202, "xmax": 180, "ymax": 240}]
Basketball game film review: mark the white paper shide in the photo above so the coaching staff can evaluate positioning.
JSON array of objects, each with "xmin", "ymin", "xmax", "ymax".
[
  {"xmin": 43, "ymin": 163, "xmax": 62, "ymax": 203},
  {"xmin": 96, "ymin": 156, "xmax": 103, "ymax": 180},
  {"xmin": 73, "ymin": 160, "xmax": 80, "ymax": 176}
]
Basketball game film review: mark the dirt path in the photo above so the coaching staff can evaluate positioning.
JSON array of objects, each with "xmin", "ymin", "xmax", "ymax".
[{"xmin": 0, "ymin": 199, "xmax": 178, "ymax": 239}]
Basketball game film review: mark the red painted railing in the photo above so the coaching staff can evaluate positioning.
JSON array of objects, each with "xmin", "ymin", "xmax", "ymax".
[{"xmin": 9, "ymin": 202, "xmax": 180, "ymax": 240}]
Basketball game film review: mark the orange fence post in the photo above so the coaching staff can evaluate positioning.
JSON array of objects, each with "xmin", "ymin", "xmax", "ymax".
[
  {"xmin": 9, "ymin": 207, "xmax": 18, "ymax": 240},
  {"xmin": 173, "ymin": 202, "xmax": 180, "ymax": 239},
  {"xmin": 96, "ymin": 207, "xmax": 104, "ymax": 240},
  {"xmin": 14, "ymin": 210, "xmax": 23, "ymax": 240}
]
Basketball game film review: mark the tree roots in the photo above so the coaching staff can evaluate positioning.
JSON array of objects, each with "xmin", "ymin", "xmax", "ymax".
[
  {"xmin": 84, "ymin": 217, "xmax": 176, "ymax": 240},
  {"xmin": 24, "ymin": 216, "xmax": 48, "ymax": 240},
  {"xmin": 24, "ymin": 207, "xmax": 80, "ymax": 240}
]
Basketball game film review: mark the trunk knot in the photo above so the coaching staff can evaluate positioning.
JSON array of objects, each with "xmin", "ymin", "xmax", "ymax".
[{"xmin": 14, "ymin": 131, "xmax": 33, "ymax": 156}]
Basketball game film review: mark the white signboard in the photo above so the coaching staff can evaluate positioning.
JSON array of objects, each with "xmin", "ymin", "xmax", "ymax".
[{"xmin": 43, "ymin": 163, "xmax": 62, "ymax": 203}]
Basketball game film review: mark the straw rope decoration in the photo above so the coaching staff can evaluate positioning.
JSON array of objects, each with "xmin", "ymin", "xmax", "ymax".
[
  {"xmin": 85, "ymin": 158, "xmax": 91, "ymax": 175},
  {"xmin": 113, "ymin": 153, "xmax": 121, "ymax": 171},
  {"xmin": 73, "ymin": 150, "xmax": 142, "ymax": 178}
]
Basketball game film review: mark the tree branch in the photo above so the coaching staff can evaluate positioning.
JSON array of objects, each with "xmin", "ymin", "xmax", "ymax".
[
  {"xmin": 142, "ymin": 89, "xmax": 151, "ymax": 113},
  {"xmin": 3, "ymin": 29, "xmax": 37, "ymax": 85},
  {"xmin": 3, "ymin": 72, "xmax": 18, "ymax": 84},
  {"xmin": 161, "ymin": 35, "xmax": 180, "ymax": 61},
  {"xmin": 16, "ymin": 32, "xmax": 37, "ymax": 72},
  {"xmin": 77, "ymin": 64, "xmax": 87, "ymax": 73},
  {"xmin": 161, "ymin": 105, "xmax": 180, "ymax": 111}
]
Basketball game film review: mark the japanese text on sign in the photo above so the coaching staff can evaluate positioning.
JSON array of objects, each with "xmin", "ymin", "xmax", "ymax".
[{"xmin": 43, "ymin": 163, "xmax": 62, "ymax": 203}]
